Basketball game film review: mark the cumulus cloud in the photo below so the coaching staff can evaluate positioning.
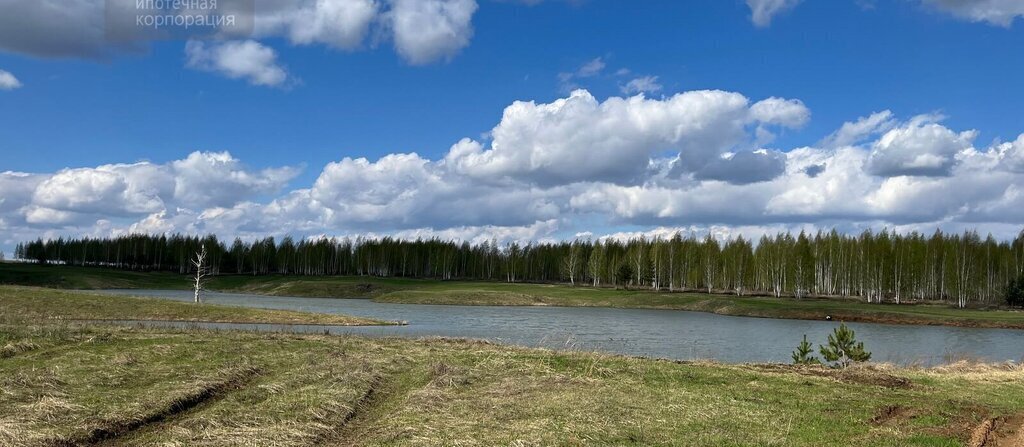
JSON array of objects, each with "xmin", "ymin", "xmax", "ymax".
[
  {"xmin": 444, "ymin": 89, "xmax": 808, "ymax": 186},
  {"xmin": 749, "ymin": 97, "xmax": 810, "ymax": 128},
  {"xmin": 0, "ymin": 69, "xmax": 22, "ymax": 90},
  {"xmin": 991, "ymin": 134, "xmax": 1024, "ymax": 173},
  {"xmin": 185, "ymin": 40, "xmax": 291, "ymax": 87},
  {"xmin": 386, "ymin": 0, "xmax": 478, "ymax": 65},
  {"xmin": 4, "ymin": 89, "xmax": 1024, "ymax": 252},
  {"xmin": 922, "ymin": 0, "xmax": 1024, "ymax": 26},
  {"xmin": 0, "ymin": 152, "xmax": 297, "ymax": 232},
  {"xmin": 746, "ymin": 0, "xmax": 802, "ymax": 27},
  {"xmin": 693, "ymin": 150, "xmax": 788, "ymax": 184},
  {"xmin": 866, "ymin": 115, "xmax": 976, "ymax": 177},
  {"xmin": 171, "ymin": 151, "xmax": 300, "ymax": 207}
]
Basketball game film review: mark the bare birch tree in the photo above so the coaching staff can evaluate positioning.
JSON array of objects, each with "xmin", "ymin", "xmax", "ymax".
[{"xmin": 192, "ymin": 245, "xmax": 209, "ymax": 304}]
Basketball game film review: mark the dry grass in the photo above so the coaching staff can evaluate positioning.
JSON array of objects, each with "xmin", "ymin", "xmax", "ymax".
[
  {"xmin": 0, "ymin": 285, "xmax": 392, "ymax": 326},
  {"xmin": 1, "ymin": 324, "xmax": 1023, "ymax": 446},
  {"xmin": 0, "ymin": 340, "xmax": 38, "ymax": 358}
]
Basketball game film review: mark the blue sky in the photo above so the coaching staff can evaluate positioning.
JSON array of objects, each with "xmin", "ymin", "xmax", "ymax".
[{"xmin": 1, "ymin": 0, "xmax": 1023, "ymax": 250}]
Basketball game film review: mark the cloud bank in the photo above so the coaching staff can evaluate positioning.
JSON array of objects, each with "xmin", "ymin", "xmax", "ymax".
[{"xmin": 3, "ymin": 88, "xmax": 1024, "ymax": 252}]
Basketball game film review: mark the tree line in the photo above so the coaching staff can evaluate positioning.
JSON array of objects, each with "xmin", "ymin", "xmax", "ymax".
[{"xmin": 14, "ymin": 228, "xmax": 1024, "ymax": 307}]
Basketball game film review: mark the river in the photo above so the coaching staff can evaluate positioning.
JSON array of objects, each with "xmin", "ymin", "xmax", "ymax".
[{"xmin": 98, "ymin": 289, "xmax": 1024, "ymax": 365}]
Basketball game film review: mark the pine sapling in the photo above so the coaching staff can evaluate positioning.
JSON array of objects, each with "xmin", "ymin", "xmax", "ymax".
[
  {"xmin": 819, "ymin": 323, "xmax": 871, "ymax": 368},
  {"xmin": 791, "ymin": 334, "xmax": 820, "ymax": 365}
]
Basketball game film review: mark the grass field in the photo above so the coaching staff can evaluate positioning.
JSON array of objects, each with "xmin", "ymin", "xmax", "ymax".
[
  {"xmin": 3, "ymin": 263, "xmax": 1024, "ymax": 329},
  {"xmin": 0, "ymin": 286, "xmax": 390, "ymax": 326},
  {"xmin": 2, "ymin": 272, "xmax": 1024, "ymax": 446},
  {"xmin": 2, "ymin": 322, "xmax": 1024, "ymax": 446}
]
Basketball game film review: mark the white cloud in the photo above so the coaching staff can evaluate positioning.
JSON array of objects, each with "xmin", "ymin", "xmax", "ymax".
[
  {"xmin": 746, "ymin": 0, "xmax": 802, "ymax": 27},
  {"xmin": 0, "ymin": 172, "xmax": 45, "ymax": 214},
  {"xmin": 620, "ymin": 76, "xmax": 662, "ymax": 95},
  {"xmin": 32, "ymin": 165, "xmax": 166, "ymax": 217},
  {"xmin": 444, "ymin": 89, "xmax": 808, "ymax": 186},
  {"xmin": 185, "ymin": 40, "xmax": 291, "ymax": 87},
  {"xmin": 866, "ymin": 115, "xmax": 977, "ymax": 177},
  {"xmin": 390, "ymin": 219, "xmax": 559, "ymax": 245},
  {"xmin": 991, "ymin": 134, "xmax": 1024, "ymax": 173},
  {"xmin": 0, "ymin": 152, "xmax": 296, "ymax": 231},
  {"xmin": 558, "ymin": 57, "xmax": 608, "ymax": 91},
  {"xmin": 820, "ymin": 110, "xmax": 896, "ymax": 148},
  {"xmin": 171, "ymin": 151, "xmax": 300, "ymax": 207},
  {"xmin": 0, "ymin": 69, "xmax": 21, "ymax": 90},
  {"xmin": 922, "ymin": 0, "xmax": 1024, "ymax": 26},
  {"xmin": 4, "ymin": 90, "xmax": 1024, "ymax": 251},
  {"xmin": 575, "ymin": 57, "xmax": 605, "ymax": 78},
  {"xmin": 749, "ymin": 97, "xmax": 810, "ymax": 128},
  {"xmin": 253, "ymin": 0, "xmax": 380, "ymax": 49},
  {"xmin": 386, "ymin": 0, "xmax": 478, "ymax": 65}
]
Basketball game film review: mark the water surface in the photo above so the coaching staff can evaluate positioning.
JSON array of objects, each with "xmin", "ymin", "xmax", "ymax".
[{"xmin": 98, "ymin": 289, "xmax": 1024, "ymax": 365}]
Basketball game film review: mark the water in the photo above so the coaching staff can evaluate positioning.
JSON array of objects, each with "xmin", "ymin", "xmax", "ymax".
[{"xmin": 96, "ymin": 289, "xmax": 1024, "ymax": 365}]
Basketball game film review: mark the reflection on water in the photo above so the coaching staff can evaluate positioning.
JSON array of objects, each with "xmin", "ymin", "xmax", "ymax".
[{"xmin": 96, "ymin": 289, "xmax": 1024, "ymax": 365}]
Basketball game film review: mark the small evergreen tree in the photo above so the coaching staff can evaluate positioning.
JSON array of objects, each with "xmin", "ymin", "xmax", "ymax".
[
  {"xmin": 819, "ymin": 323, "xmax": 871, "ymax": 368},
  {"xmin": 615, "ymin": 263, "xmax": 635, "ymax": 289},
  {"xmin": 791, "ymin": 334, "xmax": 820, "ymax": 365},
  {"xmin": 1007, "ymin": 276, "xmax": 1024, "ymax": 308}
]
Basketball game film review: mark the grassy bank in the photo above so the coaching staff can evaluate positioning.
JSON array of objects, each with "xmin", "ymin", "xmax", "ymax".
[
  {"xmin": 4, "ymin": 263, "xmax": 1024, "ymax": 329},
  {"xmin": 1, "ymin": 323, "xmax": 1023, "ymax": 446},
  {"xmin": 0, "ymin": 286, "xmax": 390, "ymax": 326}
]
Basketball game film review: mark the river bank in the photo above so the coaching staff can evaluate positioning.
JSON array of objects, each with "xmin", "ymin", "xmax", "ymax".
[
  {"xmin": 0, "ymin": 285, "xmax": 393, "ymax": 326},
  {"xmin": 3, "ymin": 263, "xmax": 1024, "ymax": 330}
]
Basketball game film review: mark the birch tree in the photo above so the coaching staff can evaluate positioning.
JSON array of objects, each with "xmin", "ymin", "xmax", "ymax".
[{"xmin": 192, "ymin": 245, "xmax": 209, "ymax": 304}]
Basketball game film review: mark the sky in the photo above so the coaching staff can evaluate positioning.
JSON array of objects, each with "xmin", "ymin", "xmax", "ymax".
[{"xmin": 1, "ymin": 0, "xmax": 1024, "ymax": 252}]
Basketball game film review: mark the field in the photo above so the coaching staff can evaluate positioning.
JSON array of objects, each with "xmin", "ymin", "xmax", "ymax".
[
  {"xmin": 0, "ymin": 286, "xmax": 391, "ymax": 326},
  {"xmin": 4, "ymin": 263, "xmax": 1024, "ymax": 329},
  {"xmin": 2, "ymin": 323, "xmax": 1024, "ymax": 445},
  {"xmin": 3, "ymin": 283, "xmax": 1024, "ymax": 446}
]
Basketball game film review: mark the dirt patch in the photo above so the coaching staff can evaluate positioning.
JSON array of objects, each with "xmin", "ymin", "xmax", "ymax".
[
  {"xmin": 45, "ymin": 366, "xmax": 262, "ymax": 446},
  {"xmin": 836, "ymin": 368, "xmax": 913, "ymax": 389},
  {"xmin": 314, "ymin": 374, "xmax": 388, "ymax": 445},
  {"xmin": 751, "ymin": 364, "xmax": 913, "ymax": 389},
  {"xmin": 969, "ymin": 414, "xmax": 1024, "ymax": 447},
  {"xmin": 871, "ymin": 405, "xmax": 918, "ymax": 425}
]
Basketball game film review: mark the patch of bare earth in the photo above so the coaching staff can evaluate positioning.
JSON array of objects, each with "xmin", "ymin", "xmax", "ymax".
[
  {"xmin": 871, "ymin": 405, "xmax": 918, "ymax": 425},
  {"xmin": 969, "ymin": 414, "xmax": 1024, "ymax": 447},
  {"xmin": 44, "ymin": 366, "xmax": 261, "ymax": 447},
  {"xmin": 750, "ymin": 364, "xmax": 913, "ymax": 389}
]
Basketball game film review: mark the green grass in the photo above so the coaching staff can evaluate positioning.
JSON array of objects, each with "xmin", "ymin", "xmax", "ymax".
[
  {"xmin": 1, "ymin": 323, "xmax": 1023, "ymax": 446},
  {"xmin": 4, "ymin": 263, "xmax": 1024, "ymax": 329},
  {"xmin": 0, "ymin": 286, "xmax": 391, "ymax": 326}
]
